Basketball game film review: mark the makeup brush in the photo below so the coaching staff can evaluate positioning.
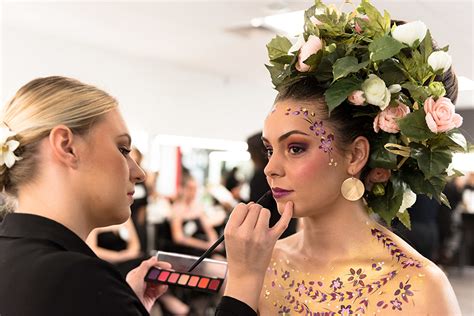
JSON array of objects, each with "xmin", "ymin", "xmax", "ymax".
[{"xmin": 187, "ymin": 190, "xmax": 273, "ymax": 272}]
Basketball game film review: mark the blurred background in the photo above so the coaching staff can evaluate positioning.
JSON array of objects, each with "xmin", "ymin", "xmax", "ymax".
[{"xmin": 1, "ymin": 1, "xmax": 473, "ymax": 315}]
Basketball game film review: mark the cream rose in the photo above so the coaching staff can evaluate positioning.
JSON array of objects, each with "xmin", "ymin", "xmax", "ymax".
[
  {"xmin": 428, "ymin": 51, "xmax": 452, "ymax": 73},
  {"xmin": 296, "ymin": 35, "xmax": 323, "ymax": 72},
  {"xmin": 373, "ymin": 102, "xmax": 410, "ymax": 133},
  {"xmin": 361, "ymin": 74, "xmax": 391, "ymax": 110},
  {"xmin": 392, "ymin": 21, "xmax": 427, "ymax": 46},
  {"xmin": 424, "ymin": 96, "xmax": 463, "ymax": 133},
  {"xmin": 348, "ymin": 90, "xmax": 366, "ymax": 106}
]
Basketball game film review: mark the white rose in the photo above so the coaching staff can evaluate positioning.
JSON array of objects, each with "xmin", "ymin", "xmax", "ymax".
[
  {"xmin": 398, "ymin": 189, "xmax": 417, "ymax": 213},
  {"xmin": 361, "ymin": 74, "xmax": 391, "ymax": 110},
  {"xmin": 392, "ymin": 21, "xmax": 427, "ymax": 46},
  {"xmin": 428, "ymin": 51, "xmax": 452, "ymax": 73}
]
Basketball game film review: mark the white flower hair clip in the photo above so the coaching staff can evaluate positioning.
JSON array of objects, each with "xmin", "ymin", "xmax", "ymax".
[{"xmin": 0, "ymin": 127, "xmax": 22, "ymax": 168}]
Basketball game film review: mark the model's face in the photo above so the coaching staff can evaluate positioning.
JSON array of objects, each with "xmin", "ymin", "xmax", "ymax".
[
  {"xmin": 263, "ymin": 100, "xmax": 347, "ymax": 217},
  {"xmin": 78, "ymin": 108, "xmax": 145, "ymax": 227}
]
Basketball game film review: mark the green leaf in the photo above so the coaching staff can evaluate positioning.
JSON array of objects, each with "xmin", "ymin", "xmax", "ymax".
[
  {"xmin": 398, "ymin": 109, "xmax": 436, "ymax": 140},
  {"xmin": 369, "ymin": 134, "xmax": 398, "ymax": 169},
  {"xmin": 267, "ymin": 36, "xmax": 293, "ymax": 62},
  {"xmin": 401, "ymin": 82, "xmax": 430, "ymax": 103},
  {"xmin": 369, "ymin": 176, "xmax": 404, "ymax": 226},
  {"xmin": 358, "ymin": 0, "xmax": 390, "ymax": 37},
  {"xmin": 409, "ymin": 142, "xmax": 452, "ymax": 179},
  {"xmin": 369, "ymin": 35, "xmax": 404, "ymax": 61},
  {"xmin": 420, "ymin": 30, "xmax": 433, "ymax": 62},
  {"xmin": 272, "ymin": 55, "xmax": 294, "ymax": 64},
  {"xmin": 401, "ymin": 169, "xmax": 446, "ymax": 199},
  {"xmin": 324, "ymin": 77, "xmax": 362, "ymax": 113},
  {"xmin": 377, "ymin": 58, "xmax": 407, "ymax": 86},
  {"xmin": 447, "ymin": 131, "xmax": 468, "ymax": 151},
  {"xmin": 440, "ymin": 192, "xmax": 451, "ymax": 208},
  {"xmin": 332, "ymin": 57, "xmax": 369, "ymax": 82},
  {"xmin": 265, "ymin": 64, "xmax": 287, "ymax": 88},
  {"xmin": 397, "ymin": 210, "xmax": 411, "ymax": 230}
]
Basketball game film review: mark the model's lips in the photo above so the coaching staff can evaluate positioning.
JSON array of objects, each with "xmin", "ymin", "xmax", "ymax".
[
  {"xmin": 127, "ymin": 191, "xmax": 135, "ymax": 197},
  {"xmin": 271, "ymin": 187, "xmax": 294, "ymax": 199}
]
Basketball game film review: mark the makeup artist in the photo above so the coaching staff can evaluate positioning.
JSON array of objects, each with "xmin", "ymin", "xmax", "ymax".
[{"xmin": 0, "ymin": 76, "xmax": 169, "ymax": 316}]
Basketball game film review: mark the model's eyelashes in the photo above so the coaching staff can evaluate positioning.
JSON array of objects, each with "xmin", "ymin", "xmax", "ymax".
[
  {"xmin": 119, "ymin": 146, "xmax": 131, "ymax": 156},
  {"xmin": 265, "ymin": 147, "xmax": 273, "ymax": 158},
  {"xmin": 288, "ymin": 144, "xmax": 307, "ymax": 154}
]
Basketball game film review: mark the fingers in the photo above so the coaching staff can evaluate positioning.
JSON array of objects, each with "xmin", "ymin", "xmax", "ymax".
[
  {"xmin": 270, "ymin": 201, "xmax": 294, "ymax": 239},
  {"xmin": 240, "ymin": 203, "xmax": 262, "ymax": 230},
  {"xmin": 226, "ymin": 203, "xmax": 251, "ymax": 229},
  {"xmin": 255, "ymin": 207, "xmax": 271, "ymax": 232}
]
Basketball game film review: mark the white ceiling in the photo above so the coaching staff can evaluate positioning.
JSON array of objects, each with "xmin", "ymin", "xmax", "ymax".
[{"xmin": 1, "ymin": 0, "xmax": 473, "ymax": 142}]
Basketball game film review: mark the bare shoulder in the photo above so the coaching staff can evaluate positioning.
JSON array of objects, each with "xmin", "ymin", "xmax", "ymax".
[{"xmin": 374, "ymin": 225, "xmax": 461, "ymax": 315}]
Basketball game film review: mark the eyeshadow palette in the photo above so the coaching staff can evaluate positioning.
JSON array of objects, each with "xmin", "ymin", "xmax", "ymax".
[{"xmin": 145, "ymin": 251, "xmax": 228, "ymax": 294}]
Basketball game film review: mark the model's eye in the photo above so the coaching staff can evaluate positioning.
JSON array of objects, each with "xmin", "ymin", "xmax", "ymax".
[
  {"xmin": 119, "ymin": 147, "xmax": 131, "ymax": 156},
  {"xmin": 265, "ymin": 147, "xmax": 273, "ymax": 158},
  {"xmin": 289, "ymin": 145, "xmax": 305, "ymax": 155}
]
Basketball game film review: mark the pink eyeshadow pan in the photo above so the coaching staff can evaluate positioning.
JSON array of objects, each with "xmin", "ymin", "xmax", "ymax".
[
  {"xmin": 178, "ymin": 274, "xmax": 190, "ymax": 285},
  {"xmin": 168, "ymin": 273, "xmax": 180, "ymax": 283},
  {"xmin": 158, "ymin": 270, "xmax": 170, "ymax": 281},
  {"xmin": 188, "ymin": 276, "xmax": 199, "ymax": 287}
]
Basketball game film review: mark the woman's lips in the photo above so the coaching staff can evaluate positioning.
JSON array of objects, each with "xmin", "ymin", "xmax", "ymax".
[{"xmin": 271, "ymin": 187, "xmax": 293, "ymax": 199}]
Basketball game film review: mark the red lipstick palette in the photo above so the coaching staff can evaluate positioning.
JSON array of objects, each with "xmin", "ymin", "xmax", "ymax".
[{"xmin": 145, "ymin": 251, "xmax": 227, "ymax": 294}]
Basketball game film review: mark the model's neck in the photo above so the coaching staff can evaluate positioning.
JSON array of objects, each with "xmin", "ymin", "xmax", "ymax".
[{"xmin": 299, "ymin": 200, "xmax": 374, "ymax": 261}]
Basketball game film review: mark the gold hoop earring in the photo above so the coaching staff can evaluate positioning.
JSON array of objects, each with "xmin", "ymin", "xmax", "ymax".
[{"xmin": 341, "ymin": 176, "xmax": 365, "ymax": 201}]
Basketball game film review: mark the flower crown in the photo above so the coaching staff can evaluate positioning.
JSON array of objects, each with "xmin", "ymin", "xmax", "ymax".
[
  {"xmin": 265, "ymin": 0, "xmax": 468, "ymax": 227},
  {"xmin": 0, "ymin": 126, "xmax": 21, "ymax": 170}
]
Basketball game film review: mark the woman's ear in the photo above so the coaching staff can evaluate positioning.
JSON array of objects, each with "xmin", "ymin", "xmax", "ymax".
[
  {"xmin": 346, "ymin": 136, "xmax": 370, "ymax": 176},
  {"xmin": 48, "ymin": 125, "xmax": 80, "ymax": 168}
]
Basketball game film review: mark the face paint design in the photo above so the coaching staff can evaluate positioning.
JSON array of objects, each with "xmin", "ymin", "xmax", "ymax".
[
  {"xmin": 274, "ymin": 106, "xmax": 337, "ymax": 166},
  {"xmin": 262, "ymin": 227, "xmax": 424, "ymax": 315}
]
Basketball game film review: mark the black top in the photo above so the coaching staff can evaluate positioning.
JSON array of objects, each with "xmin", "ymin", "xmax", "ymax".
[
  {"xmin": 0, "ymin": 213, "xmax": 148, "ymax": 316},
  {"xmin": 215, "ymin": 296, "xmax": 257, "ymax": 316}
]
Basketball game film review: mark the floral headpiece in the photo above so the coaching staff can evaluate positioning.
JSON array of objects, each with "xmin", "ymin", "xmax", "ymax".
[
  {"xmin": 266, "ymin": 0, "xmax": 468, "ymax": 227},
  {"xmin": 0, "ymin": 126, "xmax": 21, "ymax": 170}
]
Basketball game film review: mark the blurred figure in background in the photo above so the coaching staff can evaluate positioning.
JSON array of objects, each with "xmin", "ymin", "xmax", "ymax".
[
  {"xmin": 246, "ymin": 131, "xmax": 297, "ymax": 239},
  {"xmin": 224, "ymin": 167, "xmax": 244, "ymax": 203}
]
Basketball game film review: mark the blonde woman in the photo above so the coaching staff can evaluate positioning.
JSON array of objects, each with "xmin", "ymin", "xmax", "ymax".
[{"xmin": 0, "ymin": 76, "xmax": 169, "ymax": 315}]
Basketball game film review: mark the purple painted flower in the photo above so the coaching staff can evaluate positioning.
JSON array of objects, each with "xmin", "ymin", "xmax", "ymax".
[
  {"xmin": 401, "ymin": 258, "xmax": 421, "ymax": 269},
  {"xmin": 310, "ymin": 121, "xmax": 326, "ymax": 136},
  {"xmin": 390, "ymin": 298, "xmax": 403, "ymax": 311},
  {"xmin": 330, "ymin": 277, "xmax": 343, "ymax": 291},
  {"xmin": 338, "ymin": 305, "xmax": 353, "ymax": 316},
  {"xmin": 319, "ymin": 134, "xmax": 334, "ymax": 153},
  {"xmin": 295, "ymin": 281, "xmax": 307, "ymax": 297},
  {"xmin": 395, "ymin": 281, "xmax": 414, "ymax": 303},
  {"xmin": 348, "ymin": 268, "xmax": 367, "ymax": 287},
  {"xmin": 281, "ymin": 270, "xmax": 290, "ymax": 280},
  {"xmin": 279, "ymin": 305, "xmax": 291, "ymax": 314}
]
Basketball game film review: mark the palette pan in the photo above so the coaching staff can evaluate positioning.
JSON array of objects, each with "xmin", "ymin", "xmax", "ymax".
[{"xmin": 144, "ymin": 251, "xmax": 227, "ymax": 294}]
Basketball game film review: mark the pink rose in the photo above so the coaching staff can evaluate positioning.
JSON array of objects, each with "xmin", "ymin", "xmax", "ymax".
[
  {"xmin": 373, "ymin": 102, "xmax": 410, "ymax": 133},
  {"xmin": 348, "ymin": 90, "xmax": 366, "ymax": 106},
  {"xmin": 296, "ymin": 35, "xmax": 323, "ymax": 72},
  {"xmin": 354, "ymin": 15, "xmax": 369, "ymax": 34},
  {"xmin": 424, "ymin": 96, "xmax": 463, "ymax": 133},
  {"xmin": 368, "ymin": 168, "xmax": 391, "ymax": 183},
  {"xmin": 365, "ymin": 168, "xmax": 391, "ymax": 191}
]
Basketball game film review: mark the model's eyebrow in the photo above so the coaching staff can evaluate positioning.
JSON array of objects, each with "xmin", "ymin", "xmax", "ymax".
[
  {"xmin": 116, "ymin": 133, "xmax": 132, "ymax": 146},
  {"xmin": 261, "ymin": 130, "xmax": 311, "ymax": 144}
]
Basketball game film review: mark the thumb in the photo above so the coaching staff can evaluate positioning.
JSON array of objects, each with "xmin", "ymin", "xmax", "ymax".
[{"xmin": 270, "ymin": 201, "xmax": 293, "ymax": 239}]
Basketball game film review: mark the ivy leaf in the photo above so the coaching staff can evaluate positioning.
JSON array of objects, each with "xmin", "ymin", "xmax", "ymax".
[
  {"xmin": 369, "ymin": 176, "xmax": 404, "ymax": 226},
  {"xmin": 324, "ymin": 77, "xmax": 362, "ymax": 113},
  {"xmin": 369, "ymin": 35, "xmax": 404, "ymax": 61},
  {"xmin": 401, "ymin": 169, "xmax": 446, "ymax": 199},
  {"xmin": 401, "ymin": 82, "xmax": 429, "ymax": 104},
  {"xmin": 358, "ymin": 0, "xmax": 390, "ymax": 37},
  {"xmin": 430, "ymin": 131, "xmax": 468, "ymax": 152},
  {"xmin": 267, "ymin": 35, "xmax": 293, "ymax": 62},
  {"xmin": 369, "ymin": 134, "xmax": 398, "ymax": 169},
  {"xmin": 397, "ymin": 210, "xmax": 411, "ymax": 230},
  {"xmin": 265, "ymin": 64, "xmax": 287, "ymax": 88},
  {"xmin": 409, "ymin": 142, "xmax": 452, "ymax": 179},
  {"xmin": 398, "ymin": 109, "xmax": 436, "ymax": 141},
  {"xmin": 420, "ymin": 30, "xmax": 433, "ymax": 62},
  {"xmin": 377, "ymin": 58, "xmax": 407, "ymax": 86},
  {"xmin": 332, "ymin": 57, "xmax": 369, "ymax": 82}
]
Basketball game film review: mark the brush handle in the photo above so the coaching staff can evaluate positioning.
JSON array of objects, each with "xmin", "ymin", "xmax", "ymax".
[{"xmin": 187, "ymin": 190, "xmax": 272, "ymax": 272}]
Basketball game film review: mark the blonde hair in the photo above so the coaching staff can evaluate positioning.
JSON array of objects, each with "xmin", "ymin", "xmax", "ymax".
[{"xmin": 0, "ymin": 76, "xmax": 118, "ymax": 197}]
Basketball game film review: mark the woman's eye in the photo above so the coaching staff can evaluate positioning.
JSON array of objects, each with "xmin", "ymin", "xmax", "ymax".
[
  {"xmin": 289, "ymin": 145, "xmax": 305, "ymax": 155},
  {"xmin": 265, "ymin": 148, "xmax": 273, "ymax": 158},
  {"xmin": 119, "ymin": 147, "xmax": 131, "ymax": 156}
]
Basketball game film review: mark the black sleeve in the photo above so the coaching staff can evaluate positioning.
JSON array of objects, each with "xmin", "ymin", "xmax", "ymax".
[{"xmin": 215, "ymin": 296, "xmax": 257, "ymax": 316}]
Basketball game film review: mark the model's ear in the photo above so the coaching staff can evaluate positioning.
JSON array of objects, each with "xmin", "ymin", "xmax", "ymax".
[
  {"xmin": 48, "ymin": 125, "xmax": 80, "ymax": 169},
  {"xmin": 346, "ymin": 136, "xmax": 370, "ymax": 176}
]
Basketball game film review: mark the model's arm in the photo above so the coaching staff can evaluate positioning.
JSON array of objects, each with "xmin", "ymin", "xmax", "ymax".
[{"xmin": 169, "ymin": 208, "xmax": 211, "ymax": 250}]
